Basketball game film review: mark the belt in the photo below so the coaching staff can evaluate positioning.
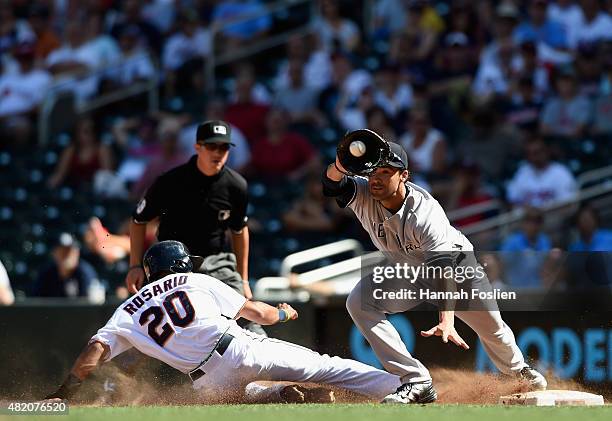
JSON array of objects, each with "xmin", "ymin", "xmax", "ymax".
[{"xmin": 188, "ymin": 333, "xmax": 234, "ymax": 382}]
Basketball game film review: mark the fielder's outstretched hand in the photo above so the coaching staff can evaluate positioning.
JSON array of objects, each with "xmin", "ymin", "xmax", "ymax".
[{"xmin": 421, "ymin": 323, "xmax": 470, "ymax": 350}]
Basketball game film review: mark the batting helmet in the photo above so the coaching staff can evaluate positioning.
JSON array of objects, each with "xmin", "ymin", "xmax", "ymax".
[{"xmin": 142, "ymin": 240, "xmax": 203, "ymax": 283}]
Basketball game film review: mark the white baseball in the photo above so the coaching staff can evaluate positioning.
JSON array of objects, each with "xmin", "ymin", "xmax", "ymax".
[{"xmin": 349, "ymin": 140, "xmax": 366, "ymax": 157}]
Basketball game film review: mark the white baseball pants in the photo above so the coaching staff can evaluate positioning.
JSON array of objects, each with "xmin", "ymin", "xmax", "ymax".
[
  {"xmin": 192, "ymin": 327, "xmax": 401, "ymax": 400},
  {"xmin": 346, "ymin": 279, "xmax": 528, "ymax": 383}
]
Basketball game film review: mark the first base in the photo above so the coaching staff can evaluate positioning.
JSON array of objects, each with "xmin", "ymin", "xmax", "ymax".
[{"xmin": 500, "ymin": 390, "xmax": 604, "ymax": 406}]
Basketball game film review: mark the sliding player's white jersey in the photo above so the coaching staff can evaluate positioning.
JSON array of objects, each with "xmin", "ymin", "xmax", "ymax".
[{"xmin": 90, "ymin": 273, "xmax": 247, "ymax": 373}]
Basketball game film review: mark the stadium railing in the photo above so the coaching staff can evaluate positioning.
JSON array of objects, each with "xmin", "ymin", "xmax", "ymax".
[
  {"xmin": 37, "ymin": 53, "xmax": 159, "ymax": 145},
  {"xmin": 204, "ymin": 0, "xmax": 316, "ymax": 92}
]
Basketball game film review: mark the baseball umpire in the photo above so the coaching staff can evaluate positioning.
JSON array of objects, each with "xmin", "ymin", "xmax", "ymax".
[
  {"xmin": 125, "ymin": 120, "xmax": 263, "ymax": 334},
  {"xmin": 45, "ymin": 241, "xmax": 402, "ymax": 403},
  {"xmin": 322, "ymin": 129, "xmax": 547, "ymax": 404}
]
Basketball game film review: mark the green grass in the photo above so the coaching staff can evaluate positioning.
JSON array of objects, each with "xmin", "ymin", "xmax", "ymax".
[{"xmin": 6, "ymin": 404, "xmax": 612, "ymax": 421}]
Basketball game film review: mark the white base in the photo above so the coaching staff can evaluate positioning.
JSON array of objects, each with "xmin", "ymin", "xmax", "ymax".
[{"xmin": 500, "ymin": 390, "xmax": 605, "ymax": 406}]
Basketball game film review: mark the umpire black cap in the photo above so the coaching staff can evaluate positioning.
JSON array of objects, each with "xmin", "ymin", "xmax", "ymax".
[{"xmin": 196, "ymin": 120, "xmax": 235, "ymax": 146}]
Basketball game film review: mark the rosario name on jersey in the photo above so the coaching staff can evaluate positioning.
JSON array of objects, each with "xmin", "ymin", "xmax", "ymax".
[{"xmin": 90, "ymin": 273, "xmax": 247, "ymax": 373}]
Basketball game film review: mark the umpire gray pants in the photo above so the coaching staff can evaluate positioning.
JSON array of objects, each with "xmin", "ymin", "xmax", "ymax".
[{"xmin": 346, "ymin": 276, "xmax": 527, "ymax": 383}]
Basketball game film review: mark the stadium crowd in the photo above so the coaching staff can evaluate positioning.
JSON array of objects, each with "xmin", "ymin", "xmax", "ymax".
[{"xmin": 1, "ymin": 0, "xmax": 612, "ymax": 300}]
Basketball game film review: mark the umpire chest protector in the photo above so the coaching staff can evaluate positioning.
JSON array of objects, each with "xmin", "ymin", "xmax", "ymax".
[{"xmin": 133, "ymin": 156, "xmax": 248, "ymax": 257}]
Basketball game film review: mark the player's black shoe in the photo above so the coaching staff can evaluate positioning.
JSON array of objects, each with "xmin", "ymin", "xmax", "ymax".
[{"xmin": 381, "ymin": 380, "xmax": 437, "ymax": 404}]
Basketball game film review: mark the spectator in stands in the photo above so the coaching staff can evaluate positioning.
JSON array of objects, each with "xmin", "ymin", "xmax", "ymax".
[
  {"xmin": 366, "ymin": 106, "xmax": 396, "ymax": 141},
  {"xmin": 569, "ymin": 204, "xmax": 612, "ymax": 251},
  {"xmin": 401, "ymin": 0, "xmax": 445, "ymax": 62},
  {"xmin": 571, "ymin": 0, "xmax": 612, "ymax": 48},
  {"xmin": 109, "ymin": 0, "xmax": 162, "ymax": 54},
  {"xmin": 429, "ymin": 32, "xmax": 476, "ymax": 104},
  {"xmin": 282, "ymin": 176, "xmax": 349, "ymax": 233},
  {"xmin": 575, "ymin": 43, "xmax": 602, "ymax": 97},
  {"xmin": 372, "ymin": 0, "xmax": 407, "ymax": 40},
  {"xmin": 514, "ymin": 40, "xmax": 550, "ymax": 97},
  {"xmin": 373, "ymin": 64, "xmax": 413, "ymax": 119},
  {"xmin": 500, "ymin": 207, "xmax": 552, "ymax": 287},
  {"xmin": 48, "ymin": 117, "xmax": 114, "ymax": 188},
  {"xmin": 0, "ymin": 42, "xmax": 52, "ymax": 147},
  {"xmin": 480, "ymin": 3, "xmax": 520, "ymax": 71},
  {"xmin": 540, "ymin": 66, "xmax": 592, "ymax": 139},
  {"xmin": 84, "ymin": 217, "xmax": 158, "ymax": 267},
  {"xmin": 180, "ymin": 98, "xmax": 251, "ymax": 171},
  {"xmin": 33, "ymin": 233, "xmax": 101, "ymax": 298},
  {"xmin": 248, "ymin": 107, "xmax": 319, "ymax": 180},
  {"xmin": 444, "ymin": 162, "xmax": 494, "ymax": 228},
  {"xmin": 225, "ymin": 64, "xmax": 270, "ymax": 143},
  {"xmin": 274, "ymin": 34, "xmax": 332, "ymax": 91},
  {"xmin": 108, "ymin": 25, "xmax": 155, "ymax": 87},
  {"xmin": 112, "ymin": 116, "xmax": 161, "ymax": 185},
  {"xmin": 27, "ymin": 4, "xmax": 60, "ymax": 61},
  {"xmin": 211, "ymin": 0, "xmax": 271, "ymax": 46},
  {"xmin": 319, "ymin": 52, "xmax": 371, "ymax": 125},
  {"xmin": 399, "ymin": 106, "xmax": 446, "ymax": 176},
  {"xmin": 472, "ymin": 36, "xmax": 515, "ymax": 99},
  {"xmin": 514, "ymin": 0, "xmax": 568, "ymax": 51},
  {"xmin": 547, "ymin": 0, "xmax": 585, "ymax": 50},
  {"xmin": 46, "ymin": 20, "xmax": 103, "ymax": 101},
  {"xmin": 337, "ymin": 84, "xmax": 376, "ymax": 131},
  {"xmin": 506, "ymin": 137, "xmax": 578, "ymax": 208},
  {"xmin": 0, "ymin": 4, "xmax": 35, "ymax": 59},
  {"xmin": 131, "ymin": 118, "xmax": 188, "ymax": 199},
  {"xmin": 316, "ymin": 0, "xmax": 360, "ymax": 53},
  {"xmin": 162, "ymin": 9, "xmax": 210, "ymax": 97},
  {"xmin": 274, "ymin": 58, "xmax": 324, "ymax": 127},
  {"xmin": 456, "ymin": 104, "xmax": 521, "ymax": 182},
  {"xmin": 505, "ymin": 75, "xmax": 544, "ymax": 133},
  {"xmin": 85, "ymin": 13, "xmax": 121, "ymax": 71},
  {"xmin": 0, "ymin": 259, "xmax": 15, "ymax": 305}
]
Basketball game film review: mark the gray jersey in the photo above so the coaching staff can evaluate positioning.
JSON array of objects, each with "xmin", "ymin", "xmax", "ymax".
[{"xmin": 347, "ymin": 177, "xmax": 472, "ymax": 256}]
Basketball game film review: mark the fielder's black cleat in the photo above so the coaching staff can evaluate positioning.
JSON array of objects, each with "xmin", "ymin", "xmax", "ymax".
[{"xmin": 382, "ymin": 380, "xmax": 437, "ymax": 404}]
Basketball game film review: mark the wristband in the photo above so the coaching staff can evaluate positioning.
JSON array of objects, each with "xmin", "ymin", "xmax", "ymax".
[
  {"xmin": 128, "ymin": 265, "xmax": 143, "ymax": 271},
  {"xmin": 278, "ymin": 309, "xmax": 289, "ymax": 323}
]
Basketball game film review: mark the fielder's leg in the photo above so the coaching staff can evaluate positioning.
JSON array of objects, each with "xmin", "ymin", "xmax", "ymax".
[{"xmin": 346, "ymin": 278, "xmax": 431, "ymax": 384}]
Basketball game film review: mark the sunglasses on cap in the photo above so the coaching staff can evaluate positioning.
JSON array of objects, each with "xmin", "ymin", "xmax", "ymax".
[{"xmin": 203, "ymin": 143, "xmax": 230, "ymax": 152}]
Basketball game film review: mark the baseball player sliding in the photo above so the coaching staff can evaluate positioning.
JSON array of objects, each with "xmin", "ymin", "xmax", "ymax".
[
  {"xmin": 44, "ymin": 241, "xmax": 403, "ymax": 404},
  {"xmin": 322, "ymin": 129, "xmax": 547, "ymax": 404}
]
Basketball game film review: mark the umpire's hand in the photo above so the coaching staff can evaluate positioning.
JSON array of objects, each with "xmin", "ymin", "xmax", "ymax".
[{"xmin": 125, "ymin": 267, "xmax": 146, "ymax": 294}]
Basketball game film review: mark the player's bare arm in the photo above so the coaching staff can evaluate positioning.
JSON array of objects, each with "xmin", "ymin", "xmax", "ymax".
[
  {"xmin": 420, "ymin": 310, "xmax": 469, "ymax": 350},
  {"xmin": 238, "ymin": 301, "xmax": 298, "ymax": 325},
  {"xmin": 126, "ymin": 220, "xmax": 148, "ymax": 294},
  {"xmin": 44, "ymin": 341, "xmax": 109, "ymax": 401},
  {"xmin": 230, "ymin": 226, "xmax": 252, "ymax": 299}
]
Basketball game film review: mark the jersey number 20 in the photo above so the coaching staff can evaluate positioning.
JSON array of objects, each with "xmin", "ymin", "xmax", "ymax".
[{"xmin": 139, "ymin": 291, "xmax": 195, "ymax": 346}]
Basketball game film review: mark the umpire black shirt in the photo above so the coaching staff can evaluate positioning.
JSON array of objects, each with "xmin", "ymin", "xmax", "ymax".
[{"xmin": 133, "ymin": 155, "xmax": 248, "ymax": 257}]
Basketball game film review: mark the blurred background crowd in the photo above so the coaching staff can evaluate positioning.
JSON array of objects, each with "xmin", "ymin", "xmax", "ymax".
[{"xmin": 1, "ymin": 0, "xmax": 612, "ymax": 303}]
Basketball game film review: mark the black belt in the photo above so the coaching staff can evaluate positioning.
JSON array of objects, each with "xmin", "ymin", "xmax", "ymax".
[{"xmin": 188, "ymin": 333, "xmax": 234, "ymax": 382}]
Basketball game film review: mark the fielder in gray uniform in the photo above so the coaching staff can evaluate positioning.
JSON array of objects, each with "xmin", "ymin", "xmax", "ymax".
[{"xmin": 322, "ymin": 131, "xmax": 547, "ymax": 404}]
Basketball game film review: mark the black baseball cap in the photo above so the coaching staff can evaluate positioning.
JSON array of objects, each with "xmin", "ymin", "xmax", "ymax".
[
  {"xmin": 196, "ymin": 120, "xmax": 235, "ymax": 145},
  {"xmin": 386, "ymin": 142, "xmax": 409, "ymax": 170}
]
